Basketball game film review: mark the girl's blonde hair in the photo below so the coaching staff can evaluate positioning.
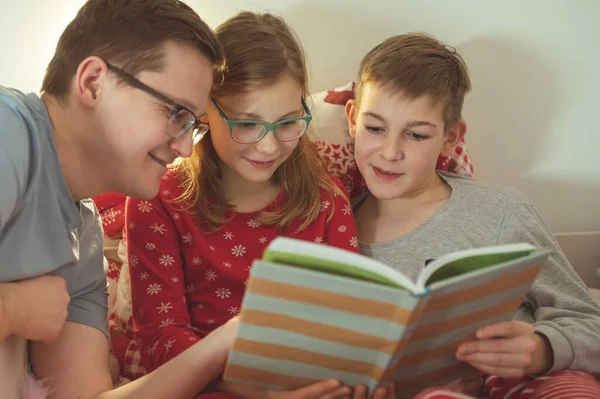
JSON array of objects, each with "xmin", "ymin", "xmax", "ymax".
[{"xmin": 173, "ymin": 12, "xmax": 341, "ymax": 232}]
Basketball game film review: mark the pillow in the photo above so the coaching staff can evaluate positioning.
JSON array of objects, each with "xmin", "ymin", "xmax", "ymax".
[{"xmin": 308, "ymin": 82, "xmax": 475, "ymax": 198}]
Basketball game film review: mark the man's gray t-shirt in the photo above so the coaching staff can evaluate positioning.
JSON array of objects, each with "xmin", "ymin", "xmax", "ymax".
[
  {"xmin": 354, "ymin": 172, "xmax": 600, "ymax": 375},
  {"xmin": 0, "ymin": 86, "xmax": 107, "ymax": 335}
]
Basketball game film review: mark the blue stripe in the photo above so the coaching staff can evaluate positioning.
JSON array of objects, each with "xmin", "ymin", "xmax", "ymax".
[
  {"xmin": 227, "ymin": 350, "xmax": 378, "ymax": 390},
  {"xmin": 241, "ymin": 293, "xmax": 407, "ymax": 340},
  {"xmin": 250, "ymin": 261, "xmax": 420, "ymax": 308},
  {"xmin": 235, "ymin": 323, "xmax": 394, "ymax": 368}
]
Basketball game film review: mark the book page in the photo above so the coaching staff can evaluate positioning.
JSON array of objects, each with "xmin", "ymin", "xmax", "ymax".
[
  {"xmin": 415, "ymin": 243, "xmax": 537, "ymax": 291},
  {"xmin": 264, "ymin": 238, "xmax": 418, "ymax": 292}
]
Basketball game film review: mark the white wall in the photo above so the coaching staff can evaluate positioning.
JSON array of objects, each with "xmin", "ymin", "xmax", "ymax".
[{"xmin": 1, "ymin": 0, "xmax": 598, "ymax": 233}]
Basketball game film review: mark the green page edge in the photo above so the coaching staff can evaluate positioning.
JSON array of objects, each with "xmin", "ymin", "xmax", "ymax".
[
  {"xmin": 263, "ymin": 250, "xmax": 408, "ymax": 290},
  {"xmin": 425, "ymin": 250, "xmax": 535, "ymax": 285}
]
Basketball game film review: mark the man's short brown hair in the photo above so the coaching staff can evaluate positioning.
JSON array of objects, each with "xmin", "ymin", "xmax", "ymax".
[
  {"xmin": 41, "ymin": 0, "xmax": 224, "ymax": 99},
  {"xmin": 355, "ymin": 33, "xmax": 471, "ymax": 130}
]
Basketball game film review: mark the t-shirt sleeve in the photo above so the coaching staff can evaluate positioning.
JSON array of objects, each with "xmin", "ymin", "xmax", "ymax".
[
  {"xmin": 62, "ymin": 199, "xmax": 109, "ymax": 337},
  {"xmin": 0, "ymin": 100, "xmax": 30, "ymax": 234},
  {"xmin": 496, "ymin": 203, "xmax": 600, "ymax": 374}
]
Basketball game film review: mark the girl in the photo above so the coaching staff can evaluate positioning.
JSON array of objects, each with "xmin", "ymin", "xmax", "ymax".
[{"xmin": 123, "ymin": 11, "xmax": 389, "ymax": 399}]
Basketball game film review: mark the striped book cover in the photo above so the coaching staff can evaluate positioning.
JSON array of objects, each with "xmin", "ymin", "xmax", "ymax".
[{"xmin": 223, "ymin": 238, "xmax": 550, "ymax": 397}]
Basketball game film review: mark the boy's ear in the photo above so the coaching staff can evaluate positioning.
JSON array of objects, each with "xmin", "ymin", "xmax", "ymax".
[
  {"xmin": 345, "ymin": 99, "xmax": 358, "ymax": 139},
  {"xmin": 441, "ymin": 119, "xmax": 467, "ymax": 157}
]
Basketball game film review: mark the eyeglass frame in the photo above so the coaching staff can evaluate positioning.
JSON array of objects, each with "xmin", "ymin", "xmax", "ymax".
[
  {"xmin": 106, "ymin": 63, "xmax": 209, "ymax": 144},
  {"xmin": 209, "ymin": 97, "xmax": 312, "ymax": 144}
]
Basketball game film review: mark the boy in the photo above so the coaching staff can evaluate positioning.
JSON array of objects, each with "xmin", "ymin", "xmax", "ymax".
[
  {"xmin": 0, "ymin": 1, "xmax": 374, "ymax": 397},
  {"xmin": 345, "ymin": 33, "xmax": 600, "ymax": 398}
]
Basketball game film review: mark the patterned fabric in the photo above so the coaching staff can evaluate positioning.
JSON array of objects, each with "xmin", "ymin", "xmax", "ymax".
[
  {"xmin": 413, "ymin": 370, "xmax": 600, "ymax": 399},
  {"xmin": 309, "ymin": 82, "xmax": 475, "ymax": 198},
  {"xmin": 122, "ymin": 171, "xmax": 357, "ymax": 378}
]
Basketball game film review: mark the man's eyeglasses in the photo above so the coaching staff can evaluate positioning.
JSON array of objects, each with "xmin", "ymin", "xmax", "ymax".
[
  {"xmin": 210, "ymin": 97, "xmax": 312, "ymax": 144},
  {"xmin": 107, "ymin": 64, "xmax": 209, "ymax": 145}
]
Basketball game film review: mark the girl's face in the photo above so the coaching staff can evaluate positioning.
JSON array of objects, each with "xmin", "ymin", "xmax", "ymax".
[{"xmin": 207, "ymin": 74, "xmax": 306, "ymax": 186}]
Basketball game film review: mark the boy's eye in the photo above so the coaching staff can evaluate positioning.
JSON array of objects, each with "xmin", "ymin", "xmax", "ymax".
[
  {"xmin": 408, "ymin": 131, "xmax": 428, "ymax": 141},
  {"xmin": 365, "ymin": 125, "xmax": 384, "ymax": 134}
]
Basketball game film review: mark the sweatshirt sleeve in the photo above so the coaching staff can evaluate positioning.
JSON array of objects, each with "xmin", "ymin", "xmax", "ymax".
[{"xmin": 496, "ymin": 203, "xmax": 600, "ymax": 374}]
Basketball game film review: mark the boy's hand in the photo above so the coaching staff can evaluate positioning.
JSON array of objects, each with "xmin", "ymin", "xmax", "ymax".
[
  {"xmin": 0, "ymin": 275, "xmax": 70, "ymax": 343},
  {"xmin": 456, "ymin": 321, "xmax": 553, "ymax": 378},
  {"xmin": 220, "ymin": 379, "xmax": 353, "ymax": 399}
]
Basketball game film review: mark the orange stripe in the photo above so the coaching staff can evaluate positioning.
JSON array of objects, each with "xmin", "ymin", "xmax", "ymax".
[
  {"xmin": 224, "ymin": 364, "xmax": 319, "ymax": 390},
  {"xmin": 412, "ymin": 297, "xmax": 525, "ymax": 339},
  {"xmin": 426, "ymin": 266, "xmax": 542, "ymax": 312},
  {"xmin": 240, "ymin": 309, "xmax": 401, "ymax": 354},
  {"xmin": 247, "ymin": 277, "xmax": 414, "ymax": 325},
  {"xmin": 394, "ymin": 340, "xmax": 466, "ymax": 368},
  {"xmin": 233, "ymin": 338, "xmax": 387, "ymax": 379},
  {"xmin": 394, "ymin": 362, "xmax": 473, "ymax": 392}
]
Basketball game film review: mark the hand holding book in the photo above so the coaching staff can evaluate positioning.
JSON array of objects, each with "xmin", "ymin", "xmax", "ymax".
[{"xmin": 456, "ymin": 321, "xmax": 553, "ymax": 378}]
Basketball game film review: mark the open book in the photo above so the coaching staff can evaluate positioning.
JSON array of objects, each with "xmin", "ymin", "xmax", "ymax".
[{"xmin": 223, "ymin": 238, "xmax": 550, "ymax": 397}]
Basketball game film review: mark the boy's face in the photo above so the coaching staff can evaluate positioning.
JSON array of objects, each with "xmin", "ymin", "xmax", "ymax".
[
  {"xmin": 79, "ymin": 41, "xmax": 214, "ymax": 199},
  {"xmin": 346, "ymin": 83, "xmax": 464, "ymax": 201}
]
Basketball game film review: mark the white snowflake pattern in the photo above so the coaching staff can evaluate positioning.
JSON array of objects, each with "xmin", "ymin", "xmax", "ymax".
[
  {"xmin": 138, "ymin": 201, "xmax": 153, "ymax": 213},
  {"xmin": 338, "ymin": 225, "xmax": 347, "ymax": 233},
  {"xmin": 128, "ymin": 222, "xmax": 135, "ymax": 230},
  {"xmin": 196, "ymin": 304, "xmax": 204, "ymax": 310},
  {"xmin": 207, "ymin": 319, "xmax": 215, "ymax": 325},
  {"xmin": 150, "ymin": 223, "xmax": 167, "ymax": 234},
  {"xmin": 204, "ymin": 269, "xmax": 217, "ymax": 281},
  {"xmin": 171, "ymin": 277, "xmax": 179, "ymax": 283},
  {"xmin": 182, "ymin": 233, "xmax": 192, "ymax": 245},
  {"xmin": 157, "ymin": 302, "xmax": 173, "ymax": 314},
  {"xmin": 259, "ymin": 237, "xmax": 267, "ymax": 244},
  {"xmin": 101, "ymin": 209, "xmax": 122, "ymax": 227},
  {"xmin": 186, "ymin": 284, "xmax": 196, "ymax": 293},
  {"xmin": 245, "ymin": 264, "xmax": 252, "ymax": 272},
  {"xmin": 247, "ymin": 219, "xmax": 260, "ymax": 228},
  {"xmin": 161, "ymin": 174, "xmax": 169, "ymax": 181},
  {"xmin": 164, "ymin": 339, "xmax": 176, "ymax": 353},
  {"xmin": 231, "ymin": 245, "xmax": 246, "ymax": 257},
  {"xmin": 350, "ymin": 236, "xmax": 358, "ymax": 248},
  {"xmin": 223, "ymin": 231, "xmax": 234, "ymax": 240},
  {"xmin": 244, "ymin": 278, "xmax": 249, "ymax": 286},
  {"xmin": 342, "ymin": 204, "xmax": 352, "ymax": 216},
  {"xmin": 130, "ymin": 254, "xmax": 139, "ymax": 267},
  {"xmin": 188, "ymin": 335, "xmax": 197, "ymax": 341},
  {"xmin": 209, "ymin": 246, "xmax": 216, "ymax": 251},
  {"xmin": 314, "ymin": 236, "xmax": 323, "ymax": 244},
  {"xmin": 228, "ymin": 306, "xmax": 240, "ymax": 315},
  {"xmin": 146, "ymin": 341, "xmax": 159, "ymax": 355},
  {"xmin": 159, "ymin": 318, "xmax": 175, "ymax": 328},
  {"xmin": 192, "ymin": 257, "xmax": 202, "ymax": 266},
  {"xmin": 161, "ymin": 189, "xmax": 170, "ymax": 197},
  {"xmin": 173, "ymin": 213, "xmax": 181, "ymax": 220},
  {"xmin": 223, "ymin": 262, "xmax": 232, "ymax": 268},
  {"xmin": 146, "ymin": 283, "xmax": 162, "ymax": 295},
  {"xmin": 145, "ymin": 243, "xmax": 156, "ymax": 251},
  {"xmin": 159, "ymin": 254, "xmax": 175, "ymax": 267},
  {"xmin": 215, "ymin": 288, "xmax": 231, "ymax": 299},
  {"xmin": 319, "ymin": 200, "xmax": 330, "ymax": 212},
  {"xmin": 139, "ymin": 272, "xmax": 149, "ymax": 281}
]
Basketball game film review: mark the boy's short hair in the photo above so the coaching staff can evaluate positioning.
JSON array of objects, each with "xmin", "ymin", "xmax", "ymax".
[
  {"xmin": 42, "ymin": 0, "xmax": 224, "ymax": 99},
  {"xmin": 355, "ymin": 33, "xmax": 471, "ymax": 130}
]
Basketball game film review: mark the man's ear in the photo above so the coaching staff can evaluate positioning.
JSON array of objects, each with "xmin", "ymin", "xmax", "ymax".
[
  {"xmin": 441, "ymin": 119, "xmax": 467, "ymax": 157},
  {"xmin": 74, "ymin": 56, "xmax": 108, "ymax": 108},
  {"xmin": 345, "ymin": 99, "xmax": 358, "ymax": 139}
]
